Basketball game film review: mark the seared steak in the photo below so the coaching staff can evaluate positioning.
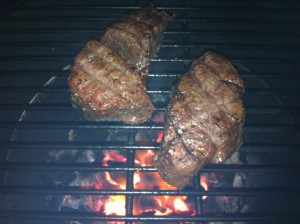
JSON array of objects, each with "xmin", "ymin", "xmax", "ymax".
[
  {"xmin": 153, "ymin": 51, "xmax": 245, "ymax": 188},
  {"xmin": 69, "ymin": 40, "xmax": 154, "ymax": 124},
  {"xmin": 69, "ymin": 5, "xmax": 171, "ymax": 123},
  {"xmin": 102, "ymin": 4, "xmax": 172, "ymax": 80}
]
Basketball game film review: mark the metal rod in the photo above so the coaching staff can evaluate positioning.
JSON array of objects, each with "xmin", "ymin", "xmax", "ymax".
[
  {"xmin": 1, "ymin": 121, "xmax": 299, "ymax": 132},
  {"xmin": 1, "ymin": 186, "xmax": 300, "ymax": 196},
  {"xmin": 1, "ymin": 141, "xmax": 300, "ymax": 153},
  {"xmin": 0, "ymin": 210, "xmax": 299, "ymax": 222},
  {"xmin": 1, "ymin": 163, "xmax": 299, "ymax": 172}
]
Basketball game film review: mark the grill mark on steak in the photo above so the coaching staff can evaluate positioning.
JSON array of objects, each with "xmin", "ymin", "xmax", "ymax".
[
  {"xmin": 200, "ymin": 51, "xmax": 244, "ymax": 89},
  {"xmin": 153, "ymin": 51, "xmax": 244, "ymax": 188},
  {"xmin": 180, "ymin": 134, "xmax": 201, "ymax": 163},
  {"xmin": 103, "ymin": 23, "xmax": 150, "ymax": 63},
  {"xmin": 69, "ymin": 5, "xmax": 171, "ymax": 123},
  {"xmin": 84, "ymin": 40, "xmax": 140, "ymax": 82},
  {"xmin": 74, "ymin": 41, "xmax": 150, "ymax": 105},
  {"xmin": 69, "ymin": 40, "xmax": 154, "ymax": 123},
  {"xmin": 72, "ymin": 49, "xmax": 132, "ymax": 106},
  {"xmin": 102, "ymin": 4, "xmax": 172, "ymax": 79},
  {"xmin": 185, "ymin": 68, "xmax": 239, "ymax": 154},
  {"xmin": 191, "ymin": 60, "xmax": 244, "ymax": 161},
  {"xmin": 190, "ymin": 62, "xmax": 242, "ymax": 123},
  {"xmin": 76, "ymin": 67, "xmax": 130, "ymax": 109},
  {"xmin": 175, "ymin": 74, "xmax": 216, "ymax": 148},
  {"xmin": 71, "ymin": 68, "xmax": 128, "ymax": 112},
  {"xmin": 220, "ymin": 79, "xmax": 243, "ymax": 94},
  {"xmin": 127, "ymin": 8, "xmax": 170, "ymax": 57},
  {"xmin": 102, "ymin": 22, "xmax": 151, "ymax": 79}
]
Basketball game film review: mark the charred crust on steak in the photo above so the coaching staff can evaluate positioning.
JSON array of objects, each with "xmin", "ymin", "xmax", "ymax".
[
  {"xmin": 153, "ymin": 51, "xmax": 245, "ymax": 188},
  {"xmin": 69, "ymin": 5, "xmax": 172, "ymax": 124},
  {"xmin": 69, "ymin": 40, "xmax": 154, "ymax": 124},
  {"xmin": 102, "ymin": 4, "xmax": 172, "ymax": 80}
]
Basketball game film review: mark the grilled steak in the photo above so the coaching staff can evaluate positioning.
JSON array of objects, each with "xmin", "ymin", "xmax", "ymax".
[
  {"xmin": 69, "ymin": 5, "xmax": 171, "ymax": 123},
  {"xmin": 102, "ymin": 4, "xmax": 172, "ymax": 80},
  {"xmin": 69, "ymin": 40, "xmax": 154, "ymax": 124},
  {"xmin": 153, "ymin": 51, "xmax": 245, "ymax": 188}
]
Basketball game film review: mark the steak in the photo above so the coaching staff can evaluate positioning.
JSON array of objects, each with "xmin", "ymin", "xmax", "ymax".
[
  {"xmin": 69, "ymin": 40, "xmax": 154, "ymax": 124},
  {"xmin": 153, "ymin": 51, "xmax": 245, "ymax": 188},
  {"xmin": 69, "ymin": 5, "xmax": 171, "ymax": 123},
  {"xmin": 102, "ymin": 4, "xmax": 172, "ymax": 80}
]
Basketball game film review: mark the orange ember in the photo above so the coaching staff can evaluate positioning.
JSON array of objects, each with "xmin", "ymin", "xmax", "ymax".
[
  {"xmin": 134, "ymin": 150, "xmax": 156, "ymax": 167},
  {"xmin": 102, "ymin": 150, "xmax": 127, "ymax": 166},
  {"xmin": 134, "ymin": 150, "xmax": 177, "ymax": 190},
  {"xmin": 105, "ymin": 172, "xmax": 126, "ymax": 190},
  {"xmin": 154, "ymin": 207, "xmax": 173, "ymax": 216},
  {"xmin": 134, "ymin": 171, "xmax": 177, "ymax": 190},
  {"xmin": 174, "ymin": 197, "xmax": 189, "ymax": 212},
  {"xmin": 200, "ymin": 175, "xmax": 209, "ymax": 200},
  {"xmin": 156, "ymin": 131, "xmax": 164, "ymax": 143},
  {"xmin": 104, "ymin": 195, "xmax": 126, "ymax": 216},
  {"xmin": 133, "ymin": 149, "xmax": 194, "ymax": 216},
  {"xmin": 82, "ymin": 146, "xmax": 196, "ymax": 216},
  {"xmin": 133, "ymin": 196, "xmax": 193, "ymax": 216}
]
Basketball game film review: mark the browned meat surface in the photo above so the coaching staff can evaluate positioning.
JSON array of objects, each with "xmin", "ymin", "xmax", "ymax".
[
  {"xmin": 102, "ymin": 4, "xmax": 172, "ymax": 80},
  {"xmin": 69, "ymin": 5, "xmax": 171, "ymax": 124},
  {"xmin": 69, "ymin": 40, "xmax": 154, "ymax": 124},
  {"xmin": 153, "ymin": 51, "xmax": 245, "ymax": 188}
]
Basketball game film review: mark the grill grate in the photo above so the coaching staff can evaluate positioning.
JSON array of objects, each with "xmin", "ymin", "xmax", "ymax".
[{"xmin": 1, "ymin": 0, "xmax": 300, "ymax": 223}]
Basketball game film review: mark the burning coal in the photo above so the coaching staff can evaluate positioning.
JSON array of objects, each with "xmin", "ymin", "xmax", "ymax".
[
  {"xmin": 59, "ymin": 131, "xmax": 198, "ymax": 217},
  {"xmin": 58, "ymin": 128, "xmax": 245, "ymax": 224}
]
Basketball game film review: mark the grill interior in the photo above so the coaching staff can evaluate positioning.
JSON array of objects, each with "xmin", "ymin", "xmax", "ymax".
[{"xmin": 1, "ymin": 0, "xmax": 300, "ymax": 223}]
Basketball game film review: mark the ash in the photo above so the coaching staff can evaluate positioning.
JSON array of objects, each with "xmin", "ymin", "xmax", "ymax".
[
  {"xmin": 58, "ymin": 171, "xmax": 107, "ymax": 212},
  {"xmin": 202, "ymin": 152, "xmax": 248, "ymax": 224}
]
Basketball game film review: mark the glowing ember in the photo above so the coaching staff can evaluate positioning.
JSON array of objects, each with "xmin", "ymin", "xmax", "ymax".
[
  {"xmin": 135, "ymin": 149, "xmax": 194, "ymax": 216},
  {"xmin": 105, "ymin": 172, "xmax": 126, "ymax": 190},
  {"xmin": 70, "ymin": 143, "xmax": 196, "ymax": 217},
  {"xmin": 174, "ymin": 197, "xmax": 189, "ymax": 212},
  {"xmin": 134, "ymin": 150, "xmax": 156, "ymax": 167},
  {"xmin": 133, "ymin": 172, "xmax": 141, "ymax": 186},
  {"xmin": 156, "ymin": 131, "xmax": 164, "ymax": 143},
  {"xmin": 102, "ymin": 150, "xmax": 127, "ymax": 166},
  {"xmin": 154, "ymin": 208, "xmax": 173, "ymax": 216},
  {"xmin": 132, "ymin": 131, "xmax": 196, "ymax": 216},
  {"xmin": 133, "ymin": 196, "xmax": 193, "ymax": 216},
  {"xmin": 134, "ymin": 171, "xmax": 177, "ymax": 190},
  {"xmin": 104, "ymin": 195, "xmax": 126, "ymax": 216},
  {"xmin": 200, "ymin": 175, "xmax": 209, "ymax": 200}
]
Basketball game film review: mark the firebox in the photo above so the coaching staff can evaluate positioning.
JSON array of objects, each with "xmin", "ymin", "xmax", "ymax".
[{"xmin": 1, "ymin": 0, "xmax": 300, "ymax": 223}]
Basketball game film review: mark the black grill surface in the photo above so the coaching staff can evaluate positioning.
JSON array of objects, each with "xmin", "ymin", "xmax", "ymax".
[{"xmin": 1, "ymin": 0, "xmax": 300, "ymax": 223}]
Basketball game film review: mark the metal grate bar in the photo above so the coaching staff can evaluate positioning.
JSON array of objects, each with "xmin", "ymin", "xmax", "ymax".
[
  {"xmin": 1, "ymin": 56, "xmax": 300, "ymax": 63},
  {"xmin": 1, "ymin": 41, "xmax": 300, "ymax": 50},
  {"xmin": 1, "ymin": 71, "xmax": 300, "ymax": 80},
  {"xmin": 2, "ymin": 86, "xmax": 300, "ymax": 96},
  {"xmin": 1, "ymin": 163, "xmax": 299, "ymax": 172},
  {"xmin": 1, "ymin": 185, "xmax": 300, "ymax": 197},
  {"xmin": 1, "ymin": 29, "xmax": 300, "ymax": 38},
  {"xmin": 1, "ymin": 141, "xmax": 299, "ymax": 153},
  {"xmin": 1, "ymin": 121, "xmax": 299, "ymax": 132},
  {"xmin": 7, "ymin": 4, "xmax": 300, "ymax": 12},
  {"xmin": 2, "ymin": 104, "xmax": 300, "ymax": 114},
  {"xmin": 4, "ymin": 16, "xmax": 300, "ymax": 26},
  {"xmin": 0, "ymin": 210, "xmax": 299, "ymax": 222}
]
